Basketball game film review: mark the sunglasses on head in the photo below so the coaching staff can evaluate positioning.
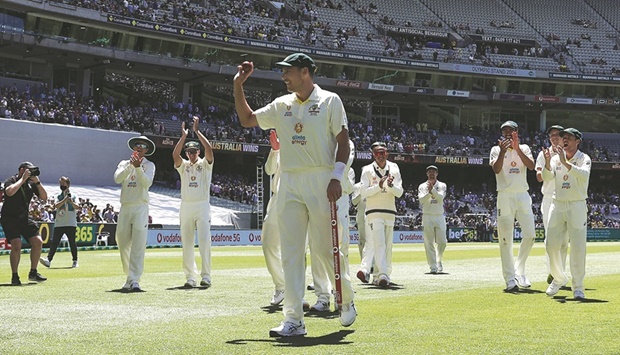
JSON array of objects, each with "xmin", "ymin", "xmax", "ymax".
[{"xmin": 134, "ymin": 143, "xmax": 148, "ymax": 149}]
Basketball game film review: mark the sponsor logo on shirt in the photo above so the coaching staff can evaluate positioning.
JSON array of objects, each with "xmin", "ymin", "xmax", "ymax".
[
  {"xmin": 308, "ymin": 104, "xmax": 320, "ymax": 116},
  {"xmin": 508, "ymin": 161, "xmax": 519, "ymax": 174}
]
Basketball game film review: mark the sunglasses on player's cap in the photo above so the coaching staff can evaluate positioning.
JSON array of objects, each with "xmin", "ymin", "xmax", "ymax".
[{"xmin": 370, "ymin": 142, "xmax": 387, "ymax": 150}]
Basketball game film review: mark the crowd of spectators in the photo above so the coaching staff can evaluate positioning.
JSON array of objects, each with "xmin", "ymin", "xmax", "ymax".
[
  {"xmin": 51, "ymin": 0, "xmax": 587, "ymax": 73},
  {"xmin": 25, "ymin": 195, "xmax": 118, "ymax": 224},
  {"xmin": 3, "ymin": 80, "xmax": 620, "ymax": 163}
]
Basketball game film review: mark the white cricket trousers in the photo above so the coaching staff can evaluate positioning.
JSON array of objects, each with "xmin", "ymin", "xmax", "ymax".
[
  {"xmin": 422, "ymin": 214, "xmax": 447, "ymax": 271},
  {"xmin": 361, "ymin": 217, "xmax": 394, "ymax": 279},
  {"xmin": 117, "ymin": 203, "xmax": 149, "ymax": 284},
  {"xmin": 180, "ymin": 200, "xmax": 211, "ymax": 282},
  {"xmin": 546, "ymin": 200, "xmax": 587, "ymax": 292},
  {"xmin": 496, "ymin": 191, "xmax": 536, "ymax": 283},
  {"xmin": 262, "ymin": 197, "xmax": 285, "ymax": 290},
  {"xmin": 542, "ymin": 195, "xmax": 567, "ymax": 273},
  {"xmin": 277, "ymin": 169, "xmax": 354, "ymax": 323},
  {"xmin": 356, "ymin": 208, "xmax": 367, "ymax": 259},
  {"xmin": 310, "ymin": 193, "xmax": 350, "ymax": 301}
]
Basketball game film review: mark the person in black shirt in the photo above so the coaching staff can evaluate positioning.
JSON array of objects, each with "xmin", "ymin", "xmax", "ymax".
[{"xmin": 0, "ymin": 162, "xmax": 48, "ymax": 285}]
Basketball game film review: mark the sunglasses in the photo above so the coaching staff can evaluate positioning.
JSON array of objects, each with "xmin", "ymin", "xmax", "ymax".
[
  {"xmin": 134, "ymin": 143, "xmax": 148, "ymax": 149},
  {"xmin": 373, "ymin": 150, "xmax": 388, "ymax": 156}
]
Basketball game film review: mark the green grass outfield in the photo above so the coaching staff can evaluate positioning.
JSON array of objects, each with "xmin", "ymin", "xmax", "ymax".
[{"xmin": 1, "ymin": 242, "xmax": 619, "ymax": 354}]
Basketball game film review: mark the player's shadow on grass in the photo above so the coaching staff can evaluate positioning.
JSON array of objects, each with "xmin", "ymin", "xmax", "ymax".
[
  {"xmin": 503, "ymin": 288, "xmax": 545, "ymax": 295},
  {"xmin": 425, "ymin": 272, "xmax": 450, "ymax": 275},
  {"xmin": 49, "ymin": 266, "xmax": 73, "ymax": 270},
  {"xmin": 0, "ymin": 282, "xmax": 39, "ymax": 287},
  {"xmin": 260, "ymin": 305, "xmax": 282, "ymax": 314},
  {"xmin": 166, "ymin": 285, "xmax": 211, "ymax": 291},
  {"xmin": 226, "ymin": 329, "xmax": 355, "ymax": 347},
  {"xmin": 304, "ymin": 310, "xmax": 339, "ymax": 320},
  {"xmin": 553, "ymin": 295, "xmax": 607, "ymax": 303},
  {"xmin": 107, "ymin": 288, "xmax": 146, "ymax": 293},
  {"xmin": 360, "ymin": 282, "xmax": 404, "ymax": 290}
]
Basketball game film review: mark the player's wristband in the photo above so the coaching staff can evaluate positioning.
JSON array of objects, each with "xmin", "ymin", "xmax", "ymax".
[{"xmin": 331, "ymin": 162, "xmax": 346, "ymax": 182}]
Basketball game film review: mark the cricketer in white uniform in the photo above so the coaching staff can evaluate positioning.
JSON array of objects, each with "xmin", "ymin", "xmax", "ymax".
[
  {"xmin": 418, "ymin": 165, "xmax": 447, "ymax": 274},
  {"xmin": 351, "ymin": 182, "xmax": 367, "ymax": 260},
  {"xmin": 535, "ymin": 125, "xmax": 567, "ymax": 284},
  {"xmin": 542, "ymin": 128, "xmax": 591, "ymax": 299},
  {"xmin": 233, "ymin": 53, "xmax": 356, "ymax": 337},
  {"xmin": 489, "ymin": 120, "xmax": 536, "ymax": 291},
  {"xmin": 114, "ymin": 136, "xmax": 156, "ymax": 291},
  {"xmin": 262, "ymin": 129, "xmax": 286, "ymax": 305},
  {"xmin": 357, "ymin": 142, "xmax": 403, "ymax": 288},
  {"xmin": 173, "ymin": 117, "xmax": 214, "ymax": 288},
  {"xmin": 309, "ymin": 139, "xmax": 355, "ymax": 312}
]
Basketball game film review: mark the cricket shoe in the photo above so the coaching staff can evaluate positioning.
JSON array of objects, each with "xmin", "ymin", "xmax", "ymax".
[
  {"xmin": 269, "ymin": 321, "xmax": 306, "ymax": 337},
  {"xmin": 377, "ymin": 274, "xmax": 389, "ymax": 288},
  {"xmin": 11, "ymin": 275, "xmax": 21, "ymax": 286},
  {"xmin": 270, "ymin": 289, "xmax": 285, "ymax": 306},
  {"xmin": 72, "ymin": 261, "xmax": 79, "ymax": 268},
  {"xmin": 122, "ymin": 281, "xmax": 131, "ymax": 290},
  {"xmin": 130, "ymin": 281, "xmax": 141, "ymax": 291},
  {"xmin": 339, "ymin": 301, "xmax": 357, "ymax": 327},
  {"xmin": 310, "ymin": 299, "xmax": 330, "ymax": 312},
  {"xmin": 28, "ymin": 271, "xmax": 47, "ymax": 282},
  {"xmin": 200, "ymin": 277, "xmax": 212, "ymax": 288},
  {"xmin": 515, "ymin": 275, "xmax": 531, "ymax": 288},
  {"xmin": 573, "ymin": 290, "xmax": 586, "ymax": 300},
  {"xmin": 546, "ymin": 280, "xmax": 567, "ymax": 296},
  {"xmin": 438, "ymin": 262, "xmax": 443, "ymax": 273},
  {"xmin": 39, "ymin": 257, "xmax": 51, "ymax": 268},
  {"xmin": 184, "ymin": 279, "xmax": 197, "ymax": 288},
  {"xmin": 505, "ymin": 279, "xmax": 518, "ymax": 292},
  {"xmin": 356, "ymin": 270, "xmax": 369, "ymax": 283}
]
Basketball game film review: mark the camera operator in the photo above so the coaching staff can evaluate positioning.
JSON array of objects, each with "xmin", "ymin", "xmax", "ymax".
[
  {"xmin": 40, "ymin": 176, "xmax": 79, "ymax": 268},
  {"xmin": 0, "ymin": 162, "xmax": 48, "ymax": 285}
]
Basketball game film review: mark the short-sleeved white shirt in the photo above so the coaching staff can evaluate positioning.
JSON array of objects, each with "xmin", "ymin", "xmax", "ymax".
[
  {"xmin": 489, "ymin": 144, "xmax": 533, "ymax": 192},
  {"xmin": 254, "ymin": 84, "xmax": 348, "ymax": 172},
  {"xmin": 176, "ymin": 157, "xmax": 213, "ymax": 203}
]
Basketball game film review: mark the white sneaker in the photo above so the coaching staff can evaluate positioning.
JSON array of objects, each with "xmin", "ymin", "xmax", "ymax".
[
  {"xmin": 40, "ymin": 257, "xmax": 51, "ymax": 268},
  {"xmin": 270, "ymin": 289, "xmax": 285, "ymax": 305},
  {"xmin": 377, "ymin": 274, "xmax": 390, "ymax": 288},
  {"xmin": 515, "ymin": 274, "xmax": 531, "ymax": 288},
  {"xmin": 339, "ymin": 301, "xmax": 357, "ymax": 327},
  {"xmin": 505, "ymin": 279, "xmax": 518, "ymax": 292},
  {"xmin": 573, "ymin": 289, "xmax": 586, "ymax": 300},
  {"xmin": 130, "ymin": 281, "xmax": 141, "ymax": 291},
  {"xmin": 269, "ymin": 321, "xmax": 306, "ymax": 337},
  {"xmin": 546, "ymin": 280, "xmax": 567, "ymax": 296},
  {"xmin": 438, "ymin": 262, "xmax": 443, "ymax": 273},
  {"xmin": 122, "ymin": 281, "xmax": 131, "ymax": 290},
  {"xmin": 184, "ymin": 279, "xmax": 197, "ymax": 288},
  {"xmin": 310, "ymin": 299, "xmax": 330, "ymax": 312},
  {"xmin": 430, "ymin": 268, "xmax": 438, "ymax": 274},
  {"xmin": 200, "ymin": 277, "xmax": 211, "ymax": 288}
]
